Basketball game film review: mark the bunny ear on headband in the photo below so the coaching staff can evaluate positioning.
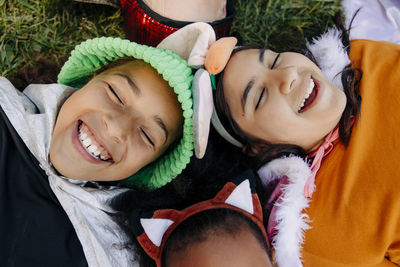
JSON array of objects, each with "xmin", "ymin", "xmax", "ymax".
[
  {"xmin": 158, "ymin": 23, "xmax": 242, "ymax": 159},
  {"xmin": 130, "ymin": 170, "xmax": 267, "ymax": 267}
]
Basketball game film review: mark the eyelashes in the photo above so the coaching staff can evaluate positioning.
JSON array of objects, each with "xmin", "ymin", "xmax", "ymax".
[
  {"xmin": 141, "ymin": 128, "xmax": 155, "ymax": 147},
  {"xmin": 255, "ymin": 88, "xmax": 265, "ymax": 110},
  {"xmin": 107, "ymin": 84, "xmax": 124, "ymax": 104},
  {"xmin": 271, "ymin": 53, "xmax": 280, "ymax": 69},
  {"xmin": 255, "ymin": 53, "xmax": 280, "ymax": 111}
]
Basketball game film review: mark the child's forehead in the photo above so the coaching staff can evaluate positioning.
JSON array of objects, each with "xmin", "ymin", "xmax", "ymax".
[
  {"xmin": 96, "ymin": 58, "xmax": 154, "ymax": 77},
  {"xmin": 100, "ymin": 60, "xmax": 160, "ymax": 78},
  {"xmin": 167, "ymin": 224, "xmax": 271, "ymax": 267},
  {"xmin": 233, "ymin": 48, "xmax": 260, "ymax": 59},
  {"xmin": 107, "ymin": 59, "xmax": 149, "ymax": 71},
  {"xmin": 226, "ymin": 49, "xmax": 262, "ymax": 69}
]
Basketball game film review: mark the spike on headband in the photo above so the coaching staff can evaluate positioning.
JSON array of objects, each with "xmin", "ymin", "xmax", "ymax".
[
  {"xmin": 156, "ymin": 22, "xmax": 242, "ymax": 157},
  {"xmin": 192, "ymin": 36, "xmax": 244, "ymax": 157},
  {"xmin": 131, "ymin": 170, "xmax": 268, "ymax": 266}
]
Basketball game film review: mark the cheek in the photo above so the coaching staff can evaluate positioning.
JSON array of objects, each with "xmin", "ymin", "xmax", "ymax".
[
  {"xmin": 69, "ymin": 86, "xmax": 112, "ymax": 110},
  {"xmin": 53, "ymin": 102, "xmax": 76, "ymax": 134},
  {"xmin": 110, "ymin": 154, "xmax": 143, "ymax": 180},
  {"xmin": 331, "ymin": 88, "xmax": 347, "ymax": 114},
  {"xmin": 58, "ymin": 88, "xmax": 114, "ymax": 124},
  {"xmin": 316, "ymin": 84, "xmax": 346, "ymax": 122},
  {"xmin": 121, "ymin": 141, "xmax": 164, "ymax": 177},
  {"xmin": 256, "ymin": 104, "xmax": 299, "ymax": 138},
  {"xmin": 55, "ymin": 91, "xmax": 88, "ymax": 125}
]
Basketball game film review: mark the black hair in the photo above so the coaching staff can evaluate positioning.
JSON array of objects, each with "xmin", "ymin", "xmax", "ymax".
[
  {"xmin": 161, "ymin": 209, "xmax": 271, "ymax": 267},
  {"xmin": 111, "ymin": 127, "xmax": 260, "ymax": 212},
  {"xmin": 110, "ymin": 127, "xmax": 268, "ymax": 265},
  {"xmin": 8, "ymin": 57, "xmax": 63, "ymax": 91},
  {"xmin": 214, "ymin": 11, "xmax": 362, "ymax": 167},
  {"xmin": 123, "ymin": 166, "xmax": 271, "ymax": 267}
]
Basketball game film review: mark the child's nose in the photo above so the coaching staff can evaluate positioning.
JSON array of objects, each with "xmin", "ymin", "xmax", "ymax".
[
  {"xmin": 268, "ymin": 66, "xmax": 298, "ymax": 95},
  {"xmin": 103, "ymin": 111, "xmax": 140, "ymax": 144}
]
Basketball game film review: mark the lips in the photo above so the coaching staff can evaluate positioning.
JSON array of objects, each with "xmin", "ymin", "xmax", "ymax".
[
  {"xmin": 298, "ymin": 77, "xmax": 319, "ymax": 113},
  {"xmin": 72, "ymin": 120, "xmax": 113, "ymax": 163}
]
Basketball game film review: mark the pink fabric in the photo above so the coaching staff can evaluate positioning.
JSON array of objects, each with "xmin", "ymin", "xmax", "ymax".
[
  {"xmin": 266, "ymin": 176, "xmax": 290, "ymax": 242},
  {"xmin": 304, "ymin": 128, "xmax": 340, "ymax": 198}
]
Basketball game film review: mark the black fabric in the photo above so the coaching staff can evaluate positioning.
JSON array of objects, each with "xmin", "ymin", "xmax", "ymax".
[{"xmin": 0, "ymin": 106, "xmax": 87, "ymax": 267}]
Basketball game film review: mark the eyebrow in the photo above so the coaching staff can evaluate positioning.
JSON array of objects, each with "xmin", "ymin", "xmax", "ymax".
[
  {"xmin": 259, "ymin": 48, "xmax": 266, "ymax": 63},
  {"xmin": 114, "ymin": 73, "xmax": 141, "ymax": 95},
  {"xmin": 241, "ymin": 49, "xmax": 267, "ymax": 113},
  {"xmin": 154, "ymin": 115, "xmax": 169, "ymax": 144},
  {"xmin": 241, "ymin": 78, "xmax": 255, "ymax": 113}
]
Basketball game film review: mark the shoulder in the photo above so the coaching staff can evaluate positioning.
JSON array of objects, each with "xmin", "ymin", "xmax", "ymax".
[{"xmin": 350, "ymin": 39, "xmax": 400, "ymax": 67}]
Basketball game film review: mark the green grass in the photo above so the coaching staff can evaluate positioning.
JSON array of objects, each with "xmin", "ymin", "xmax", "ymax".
[
  {"xmin": 0, "ymin": 0, "xmax": 124, "ymax": 78},
  {"xmin": 231, "ymin": 0, "xmax": 342, "ymax": 52},
  {"xmin": 0, "ymin": 0, "xmax": 341, "ymax": 79}
]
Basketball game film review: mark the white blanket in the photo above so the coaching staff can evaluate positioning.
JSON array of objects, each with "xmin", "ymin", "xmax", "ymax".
[{"xmin": 342, "ymin": 0, "xmax": 400, "ymax": 43}]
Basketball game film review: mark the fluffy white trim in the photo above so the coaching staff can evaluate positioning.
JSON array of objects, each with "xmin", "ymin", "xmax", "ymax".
[
  {"xmin": 256, "ymin": 30, "xmax": 349, "ymax": 266},
  {"xmin": 258, "ymin": 156, "xmax": 311, "ymax": 267},
  {"xmin": 306, "ymin": 28, "xmax": 350, "ymax": 91}
]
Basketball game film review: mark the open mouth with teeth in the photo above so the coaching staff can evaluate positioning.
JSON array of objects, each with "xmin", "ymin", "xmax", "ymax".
[
  {"xmin": 77, "ymin": 120, "xmax": 113, "ymax": 162},
  {"xmin": 298, "ymin": 77, "xmax": 319, "ymax": 113}
]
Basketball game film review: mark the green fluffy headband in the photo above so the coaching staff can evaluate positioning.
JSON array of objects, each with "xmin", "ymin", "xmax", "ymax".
[{"xmin": 58, "ymin": 37, "xmax": 194, "ymax": 190}]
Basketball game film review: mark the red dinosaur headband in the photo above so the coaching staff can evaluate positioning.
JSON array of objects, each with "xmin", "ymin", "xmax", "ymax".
[{"xmin": 131, "ymin": 170, "xmax": 268, "ymax": 266}]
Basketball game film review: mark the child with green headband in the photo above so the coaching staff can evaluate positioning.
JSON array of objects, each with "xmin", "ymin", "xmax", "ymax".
[{"xmin": 0, "ymin": 37, "xmax": 194, "ymax": 266}]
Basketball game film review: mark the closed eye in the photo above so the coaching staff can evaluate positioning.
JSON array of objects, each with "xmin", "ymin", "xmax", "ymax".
[
  {"xmin": 271, "ymin": 53, "xmax": 280, "ymax": 69},
  {"xmin": 255, "ymin": 88, "xmax": 265, "ymax": 110},
  {"xmin": 107, "ymin": 84, "xmax": 124, "ymax": 104},
  {"xmin": 141, "ymin": 128, "xmax": 155, "ymax": 147}
]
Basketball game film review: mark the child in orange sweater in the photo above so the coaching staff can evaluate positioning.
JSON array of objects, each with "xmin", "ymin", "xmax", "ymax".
[
  {"xmin": 117, "ymin": 2, "xmax": 400, "ymax": 261},
  {"xmin": 187, "ymin": 9, "xmax": 400, "ymax": 267}
]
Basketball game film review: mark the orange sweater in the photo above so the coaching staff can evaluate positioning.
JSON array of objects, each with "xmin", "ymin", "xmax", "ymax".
[{"xmin": 302, "ymin": 40, "xmax": 400, "ymax": 265}]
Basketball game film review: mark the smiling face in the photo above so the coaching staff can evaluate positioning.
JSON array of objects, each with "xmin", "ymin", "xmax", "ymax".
[
  {"xmin": 50, "ymin": 60, "xmax": 183, "ymax": 181},
  {"xmin": 222, "ymin": 49, "xmax": 346, "ymax": 152}
]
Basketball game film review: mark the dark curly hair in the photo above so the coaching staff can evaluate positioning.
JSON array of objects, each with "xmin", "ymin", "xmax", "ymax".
[
  {"xmin": 110, "ymin": 127, "xmax": 267, "ymax": 266},
  {"xmin": 161, "ymin": 208, "xmax": 271, "ymax": 267}
]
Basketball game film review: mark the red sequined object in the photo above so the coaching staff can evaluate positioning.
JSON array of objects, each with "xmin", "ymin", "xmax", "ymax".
[{"xmin": 120, "ymin": 0, "xmax": 235, "ymax": 47}]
